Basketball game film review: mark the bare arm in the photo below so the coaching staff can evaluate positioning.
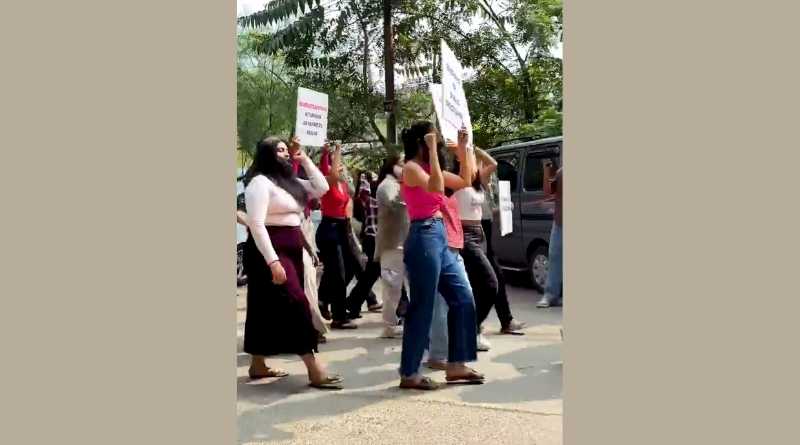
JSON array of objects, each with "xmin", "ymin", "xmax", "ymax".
[
  {"xmin": 476, "ymin": 147, "xmax": 497, "ymax": 184},
  {"xmin": 442, "ymin": 128, "xmax": 476, "ymax": 191},
  {"xmin": 326, "ymin": 142, "xmax": 343, "ymax": 185},
  {"xmin": 425, "ymin": 133, "xmax": 445, "ymax": 193},
  {"xmin": 236, "ymin": 210, "xmax": 248, "ymax": 226}
]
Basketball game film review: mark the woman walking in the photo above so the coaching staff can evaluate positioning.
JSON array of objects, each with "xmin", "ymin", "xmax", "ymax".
[
  {"xmin": 398, "ymin": 121, "xmax": 484, "ymax": 390},
  {"xmin": 243, "ymin": 136, "xmax": 342, "ymax": 390},
  {"xmin": 480, "ymin": 177, "xmax": 527, "ymax": 335},
  {"xmin": 315, "ymin": 143, "xmax": 359, "ymax": 329},
  {"xmin": 451, "ymin": 146, "xmax": 500, "ymax": 350},
  {"xmin": 375, "ymin": 155, "xmax": 409, "ymax": 339},
  {"xmin": 347, "ymin": 171, "xmax": 383, "ymax": 319}
]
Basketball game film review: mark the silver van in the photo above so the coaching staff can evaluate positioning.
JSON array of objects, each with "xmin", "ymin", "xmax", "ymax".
[{"xmin": 486, "ymin": 136, "xmax": 562, "ymax": 292}]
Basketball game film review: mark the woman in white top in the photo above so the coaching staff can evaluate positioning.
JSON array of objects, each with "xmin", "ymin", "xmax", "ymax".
[
  {"xmin": 450, "ymin": 147, "xmax": 501, "ymax": 343},
  {"xmin": 243, "ymin": 136, "xmax": 342, "ymax": 390}
]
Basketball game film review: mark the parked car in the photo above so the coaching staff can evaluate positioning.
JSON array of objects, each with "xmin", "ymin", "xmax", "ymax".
[
  {"xmin": 236, "ymin": 168, "xmax": 248, "ymax": 287},
  {"xmin": 485, "ymin": 136, "xmax": 562, "ymax": 292}
]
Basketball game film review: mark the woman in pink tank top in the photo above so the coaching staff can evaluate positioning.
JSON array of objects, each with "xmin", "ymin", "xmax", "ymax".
[{"xmin": 396, "ymin": 120, "xmax": 486, "ymax": 390}]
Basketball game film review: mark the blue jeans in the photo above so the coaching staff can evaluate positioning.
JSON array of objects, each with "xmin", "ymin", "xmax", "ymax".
[
  {"xmin": 401, "ymin": 218, "xmax": 478, "ymax": 377},
  {"xmin": 429, "ymin": 254, "xmax": 473, "ymax": 363},
  {"xmin": 545, "ymin": 224, "xmax": 563, "ymax": 301}
]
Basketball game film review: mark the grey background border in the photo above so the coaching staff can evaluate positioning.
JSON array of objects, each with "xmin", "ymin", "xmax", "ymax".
[{"xmin": 2, "ymin": 1, "xmax": 799, "ymax": 444}]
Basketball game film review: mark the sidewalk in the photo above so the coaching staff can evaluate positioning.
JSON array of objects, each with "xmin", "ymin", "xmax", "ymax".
[{"xmin": 237, "ymin": 281, "xmax": 563, "ymax": 445}]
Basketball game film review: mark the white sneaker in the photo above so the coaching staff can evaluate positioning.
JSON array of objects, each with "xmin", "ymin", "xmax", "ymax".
[
  {"xmin": 477, "ymin": 334, "xmax": 491, "ymax": 351},
  {"xmin": 536, "ymin": 296, "xmax": 552, "ymax": 308},
  {"xmin": 380, "ymin": 326, "xmax": 402, "ymax": 339}
]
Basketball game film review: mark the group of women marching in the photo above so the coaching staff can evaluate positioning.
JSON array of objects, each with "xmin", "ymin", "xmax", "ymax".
[{"xmin": 238, "ymin": 121, "xmax": 537, "ymax": 391}]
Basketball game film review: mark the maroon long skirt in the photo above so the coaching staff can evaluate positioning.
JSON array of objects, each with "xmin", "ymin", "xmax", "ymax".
[{"xmin": 243, "ymin": 225, "xmax": 318, "ymax": 356}]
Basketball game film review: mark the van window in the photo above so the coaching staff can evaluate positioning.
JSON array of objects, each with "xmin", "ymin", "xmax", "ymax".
[
  {"xmin": 494, "ymin": 152, "xmax": 519, "ymax": 192},
  {"xmin": 523, "ymin": 154, "xmax": 545, "ymax": 192}
]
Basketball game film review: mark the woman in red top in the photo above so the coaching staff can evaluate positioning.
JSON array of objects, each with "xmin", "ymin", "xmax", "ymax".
[{"xmin": 315, "ymin": 142, "xmax": 360, "ymax": 329}]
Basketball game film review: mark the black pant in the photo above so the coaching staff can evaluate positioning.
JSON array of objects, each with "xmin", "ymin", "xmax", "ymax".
[
  {"xmin": 461, "ymin": 224, "xmax": 499, "ymax": 327},
  {"xmin": 348, "ymin": 235, "xmax": 381, "ymax": 316},
  {"xmin": 482, "ymin": 218, "xmax": 514, "ymax": 328},
  {"xmin": 316, "ymin": 217, "xmax": 358, "ymax": 322}
]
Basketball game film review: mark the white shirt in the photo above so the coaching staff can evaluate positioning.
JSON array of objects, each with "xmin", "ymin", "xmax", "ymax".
[
  {"xmin": 245, "ymin": 156, "xmax": 329, "ymax": 264},
  {"xmin": 453, "ymin": 186, "xmax": 485, "ymax": 221}
]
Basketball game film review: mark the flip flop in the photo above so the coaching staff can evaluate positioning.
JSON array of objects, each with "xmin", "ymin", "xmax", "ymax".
[
  {"xmin": 399, "ymin": 376, "xmax": 442, "ymax": 391},
  {"xmin": 445, "ymin": 368, "xmax": 485, "ymax": 385},
  {"xmin": 308, "ymin": 375, "xmax": 344, "ymax": 390},
  {"xmin": 248, "ymin": 368, "xmax": 290, "ymax": 380},
  {"xmin": 425, "ymin": 361, "xmax": 448, "ymax": 371}
]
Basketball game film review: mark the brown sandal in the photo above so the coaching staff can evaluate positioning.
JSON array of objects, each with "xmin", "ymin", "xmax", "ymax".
[
  {"xmin": 308, "ymin": 374, "xmax": 343, "ymax": 390},
  {"xmin": 248, "ymin": 368, "xmax": 290, "ymax": 380},
  {"xmin": 425, "ymin": 361, "xmax": 448, "ymax": 371},
  {"xmin": 399, "ymin": 376, "xmax": 442, "ymax": 391},
  {"xmin": 445, "ymin": 368, "xmax": 485, "ymax": 384}
]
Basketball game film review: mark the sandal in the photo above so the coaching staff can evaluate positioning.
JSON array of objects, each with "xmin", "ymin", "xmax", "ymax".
[
  {"xmin": 399, "ymin": 376, "xmax": 442, "ymax": 391},
  {"xmin": 445, "ymin": 368, "xmax": 485, "ymax": 384},
  {"xmin": 308, "ymin": 374, "xmax": 343, "ymax": 390},
  {"xmin": 425, "ymin": 361, "xmax": 448, "ymax": 371},
  {"xmin": 248, "ymin": 367, "xmax": 290, "ymax": 380}
]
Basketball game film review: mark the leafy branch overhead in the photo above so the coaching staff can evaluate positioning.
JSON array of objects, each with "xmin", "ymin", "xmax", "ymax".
[{"xmin": 237, "ymin": 0, "xmax": 562, "ymax": 156}]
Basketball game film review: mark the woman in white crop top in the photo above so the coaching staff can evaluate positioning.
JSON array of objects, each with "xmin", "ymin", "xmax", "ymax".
[
  {"xmin": 449, "ymin": 147, "xmax": 505, "ymax": 342},
  {"xmin": 242, "ymin": 136, "xmax": 343, "ymax": 390}
]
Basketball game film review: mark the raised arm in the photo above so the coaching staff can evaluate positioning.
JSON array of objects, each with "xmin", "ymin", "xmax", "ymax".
[
  {"xmin": 443, "ymin": 128, "xmax": 476, "ymax": 191},
  {"xmin": 475, "ymin": 146, "xmax": 497, "ymax": 184},
  {"xmin": 324, "ymin": 142, "xmax": 344, "ymax": 186},
  {"xmin": 292, "ymin": 146, "xmax": 329, "ymax": 198},
  {"xmin": 425, "ymin": 132, "xmax": 445, "ymax": 193}
]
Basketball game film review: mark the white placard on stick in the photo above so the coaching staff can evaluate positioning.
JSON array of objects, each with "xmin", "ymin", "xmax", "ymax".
[
  {"xmin": 498, "ymin": 180, "xmax": 513, "ymax": 236},
  {"xmin": 295, "ymin": 87, "xmax": 329, "ymax": 147},
  {"xmin": 439, "ymin": 40, "xmax": 473, "ymax": 147},
  {"xmin": 429, "ymin": 82, "xmax": 443, "ymax": 125}
]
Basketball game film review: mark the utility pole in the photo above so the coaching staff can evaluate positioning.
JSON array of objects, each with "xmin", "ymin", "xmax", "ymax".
[{"xmin": 383, "ymin": 0, "xmax": 397, "ymax": 144}]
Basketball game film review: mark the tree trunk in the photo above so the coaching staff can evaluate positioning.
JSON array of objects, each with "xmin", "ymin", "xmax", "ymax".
[{"xmin": 383, "ymin": 0, "xmax": 397, "ymax": 144}]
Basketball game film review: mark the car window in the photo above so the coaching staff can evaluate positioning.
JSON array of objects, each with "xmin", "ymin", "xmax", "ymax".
[
  {"xmin": 494, "ymin": 152, "xmax": 520, "ymax": 192},
  {"xmin": 523, "ymin": 153, "xmax": 545, "ymax": 192}
]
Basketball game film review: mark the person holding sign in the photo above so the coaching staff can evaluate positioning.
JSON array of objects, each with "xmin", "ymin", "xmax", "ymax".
[
  {"xmin": 447, "ymin": 145, "xmax": 502, "ymax": 349},
  {"xmin": 315, "ymin": 142, "xmax": 360, "ymax": 330},
  {"xmin": 397, "ymin": 121, "xmax": 485, "ymax": 390},
  {"xmin": 242, "ymin": 136, "xmax": 342, "ymax": 390}
]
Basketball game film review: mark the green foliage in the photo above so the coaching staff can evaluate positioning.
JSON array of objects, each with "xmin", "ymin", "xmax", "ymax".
[{"xmin": 236, "ymin": 0, "xmax": 563, "ymax": 156}]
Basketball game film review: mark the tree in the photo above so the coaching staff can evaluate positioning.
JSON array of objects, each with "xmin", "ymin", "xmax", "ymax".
[
  {"xmin": 395, "ymin": 0, "xmax": 562, "ymax": 145},
  {"xmin": 240, "ymin": 0, "xmax": 392, "ymax": 147},
  {"xmin": 237, "ymin": 33, "xmax": 295, "ymax": 157}
]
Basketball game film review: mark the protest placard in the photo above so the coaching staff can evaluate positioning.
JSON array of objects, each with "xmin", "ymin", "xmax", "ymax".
[
  {"xmin": 499, "ymin": 180, "xmax": 514, "ymax": 236},
  {"xmin": 295, "ymin": 87, "xmax": 328, "ymax": 147},
  {"xmin": 439, "ymin": 40, "xmax": 473, "ymax": 147}
]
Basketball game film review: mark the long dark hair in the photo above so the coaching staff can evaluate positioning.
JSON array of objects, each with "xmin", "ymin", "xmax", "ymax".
[
  {"xmin": 450, "ymin": 156, "xmax": 482, "ymax": 191},
  {"xmin": 401, "ymin": 120, "xmax": 446, "ymax": 166},
  {"xmin": 243, "ymin": 136, "xmax": 308, "ymax": 206},
  {"xmin": 377, "ymin": 153, "xmax": 402, "ymax": 187}
]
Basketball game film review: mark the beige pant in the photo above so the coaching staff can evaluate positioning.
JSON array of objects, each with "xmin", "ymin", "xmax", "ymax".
[
  {"xmin": 301, "ymin": 217, "xmax": 328, "ymax": 335},
  {"xmin": 379, "ymin": 247, "xmax": 406, "ymax": 328}
]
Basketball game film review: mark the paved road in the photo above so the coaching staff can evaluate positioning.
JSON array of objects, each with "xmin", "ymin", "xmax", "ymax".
[{"xmin": 236, "ymin": 277, "xmax": 562, "ymax": 445}]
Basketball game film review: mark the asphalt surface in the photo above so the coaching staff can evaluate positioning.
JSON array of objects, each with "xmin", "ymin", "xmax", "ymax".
[{"xmin": 236, "ymin": 274, "xmax": 563, "ymax": 445}]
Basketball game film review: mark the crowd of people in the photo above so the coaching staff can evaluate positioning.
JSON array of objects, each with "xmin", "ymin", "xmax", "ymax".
[{"xmin": 238, "ymin": 121, "xmax": 562, "ymax": 391}]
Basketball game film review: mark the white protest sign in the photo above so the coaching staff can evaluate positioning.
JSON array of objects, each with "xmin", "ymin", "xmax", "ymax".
[
  {"xmin": 439, "ymin": 40, "xmax": 473, "ymax": 147},
  {"xmin": 295, "ymin": 87, "xmax": 329, "ymax": 147},
  {"xmin": 429, "ymin": 83, "xmax": 443, "ymax": 126},
  {"xmin": 498, "ymin": 180, "xmax": 513, "ymax": 236}
]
